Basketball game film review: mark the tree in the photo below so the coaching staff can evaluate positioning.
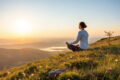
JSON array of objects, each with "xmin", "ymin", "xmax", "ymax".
[{"xmin": 104, "ymin": 31, "xmax": 114, "ymax": 46}]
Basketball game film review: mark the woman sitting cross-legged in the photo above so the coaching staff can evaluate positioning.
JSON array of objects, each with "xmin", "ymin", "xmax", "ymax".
[{"xmin": 66, "ymin": 22, "xmax": 89, "ymax": 52}]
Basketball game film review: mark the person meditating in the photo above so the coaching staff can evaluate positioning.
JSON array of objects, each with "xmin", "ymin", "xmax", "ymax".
[{"xmin": 66, "ymin": 22, "xmax": 89, "ymax": 52}]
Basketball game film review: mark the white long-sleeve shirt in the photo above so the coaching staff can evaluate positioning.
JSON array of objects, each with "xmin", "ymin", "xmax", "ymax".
[{"xmin": 70, "ymin": 30, "xmax": 89, "ymax": 49}]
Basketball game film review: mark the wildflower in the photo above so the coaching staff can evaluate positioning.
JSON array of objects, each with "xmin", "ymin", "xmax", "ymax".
[
  {"xmin": 39, "ymin": 66, "xmax": 42, "ymax": 68},
  {"xmin": 31, "ymin": 73, "xmax": 34, "ymax": 76},
  {"xmin": 108, "ymin": 67, "xmax": 112, "ymax": 71},
  {"xmin": 7, "ymin": 71, "xmax": 10, "ymax": 74},
  {"xmin": 22, "ymin": 72, "xmax": 26, "ymax": 77},
  {"xmin": 115, "ymin": 59, "xmax": 118, "ymax": 62},
  {"xmin": 46, "ymin": 65, "xmax": 49, "ymax": 69},
  {"xmin": 70, "ymin": 56, "xmax": 73, "ymax": 59}
]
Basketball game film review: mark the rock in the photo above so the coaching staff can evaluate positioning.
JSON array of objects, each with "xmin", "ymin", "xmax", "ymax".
[{"xmin": 49, "ymin": 69, "xmax": 67, "ymax": 79}]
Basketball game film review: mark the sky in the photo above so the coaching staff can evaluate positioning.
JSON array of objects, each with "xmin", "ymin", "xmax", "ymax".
[{"xmin": 0, "ymin": 0, "xmax": 120, "ymax": 39}]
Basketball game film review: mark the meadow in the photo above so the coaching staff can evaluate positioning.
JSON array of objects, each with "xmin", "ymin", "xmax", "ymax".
[{"xmin": 0, "ymin": 36, "xmax": 120, "ymax": 80}]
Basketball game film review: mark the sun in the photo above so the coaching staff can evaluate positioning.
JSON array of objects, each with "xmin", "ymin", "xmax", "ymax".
[{"xmin": 12, "ymin": 18, "xmax": 32, "ymax": 36}]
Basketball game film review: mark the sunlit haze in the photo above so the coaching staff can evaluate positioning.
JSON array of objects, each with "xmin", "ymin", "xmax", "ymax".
[{"xmin": 0, "ymin": 0, "xmax": 120, "ymax": 39}]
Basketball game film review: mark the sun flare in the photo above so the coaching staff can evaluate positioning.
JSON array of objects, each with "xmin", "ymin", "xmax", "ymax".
[{"xmin": 12, "ymin": 18, "xmax": 32, "ymax": 36}]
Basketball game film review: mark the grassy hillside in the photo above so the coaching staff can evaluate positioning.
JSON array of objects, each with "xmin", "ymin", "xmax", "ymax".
[{"xmin": 0, "ymin": 36, "xmax": 120, "ymax": 80}]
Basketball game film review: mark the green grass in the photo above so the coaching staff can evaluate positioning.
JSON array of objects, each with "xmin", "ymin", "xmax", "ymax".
[{"xmin": 0, "ymin": 36, "xmax": 120, "ymax": 80}]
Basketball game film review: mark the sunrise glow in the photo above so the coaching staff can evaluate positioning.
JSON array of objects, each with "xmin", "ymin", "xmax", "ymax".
[{"xmin": 12, "ymin": 18, "xmax": 32, "ymax": 36}]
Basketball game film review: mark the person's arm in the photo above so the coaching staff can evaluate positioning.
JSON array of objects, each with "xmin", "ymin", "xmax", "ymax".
[{"xmin": 69, "ymin": 31, "xmax": 82, "ymax": 44}]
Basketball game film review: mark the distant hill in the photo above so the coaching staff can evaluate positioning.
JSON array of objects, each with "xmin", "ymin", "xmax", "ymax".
[
  {"xmin": 0, "ymin": 36, "xmax": 120, "ymax": 80},
  {"xmin": 0, "ymin": 48, "xmax": 52, "ymax": 71},
  {"xmin": 91, "ymin": 36, "xmax": 120, "ymax": 47}
]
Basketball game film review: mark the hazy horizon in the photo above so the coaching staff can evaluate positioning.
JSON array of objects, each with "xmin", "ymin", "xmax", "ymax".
[{"xmin": 0, "ymin": 0, "xmax": 120, "ymax": 39}]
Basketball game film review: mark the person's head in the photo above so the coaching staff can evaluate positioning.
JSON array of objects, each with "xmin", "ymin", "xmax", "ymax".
[{"xmin": 79, "ymin": 22, "xmax": 87, "ymax": 30}]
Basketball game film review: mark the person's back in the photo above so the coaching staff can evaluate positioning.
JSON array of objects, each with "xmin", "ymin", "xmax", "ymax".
[
  {"xmin": 79, "ymin": 30, "xmax": 89, "ymax": 49},
  {"xmin": 66, "ymin": 21, "xmax": 89, "ymax": 52}
]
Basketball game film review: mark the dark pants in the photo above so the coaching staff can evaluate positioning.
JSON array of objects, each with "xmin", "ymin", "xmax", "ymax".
[{"xmin": 66, "ymin": 43, "xmax": 83, "ymax": 52}]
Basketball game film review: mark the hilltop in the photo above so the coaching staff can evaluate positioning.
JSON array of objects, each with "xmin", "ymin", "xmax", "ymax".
[{"xmin": 0, "ymin": 36, "xmax": 120, "ymax": 80}]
